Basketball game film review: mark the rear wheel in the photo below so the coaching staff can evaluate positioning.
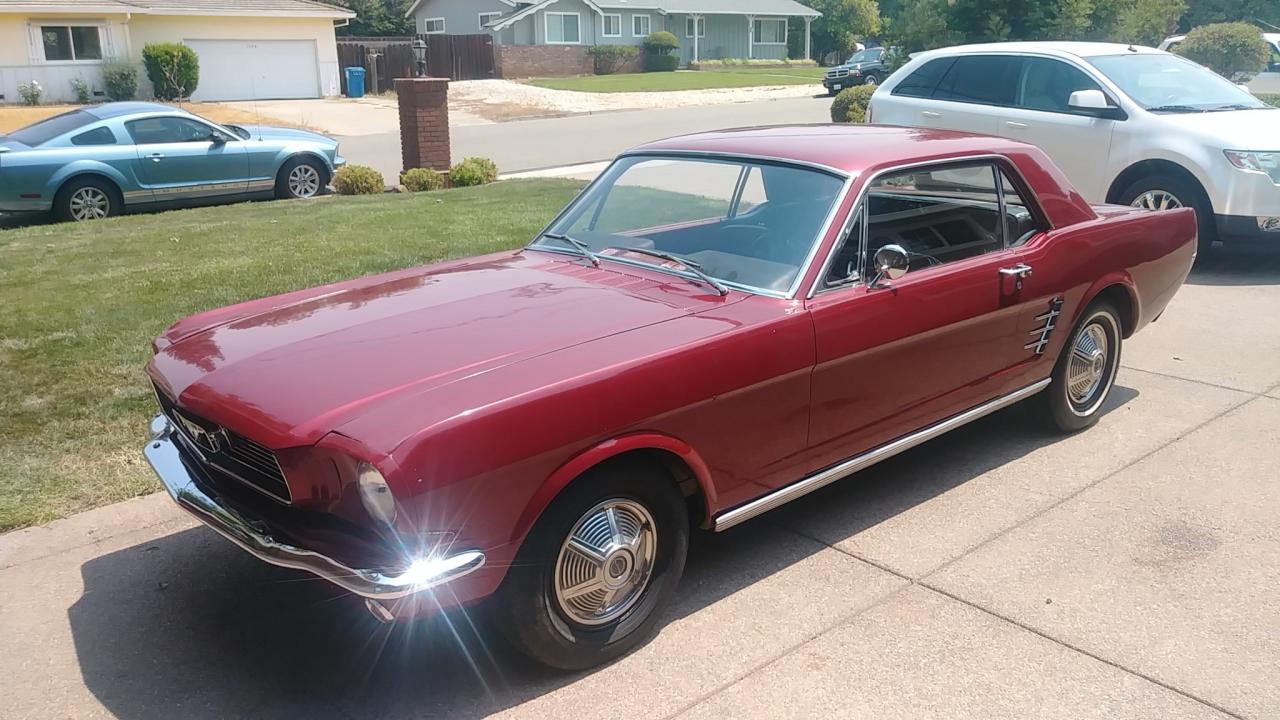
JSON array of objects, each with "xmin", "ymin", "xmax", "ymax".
[
  {"xmin": 492, "ymin": 460, "xmax": 688, "ymax": 670},
  {"xmin": 1118, "ymin": 173, "xmax": 1214, "ymax": 257},
  {"xmin": 1037, "ymin": 301, "xmax": 1122, "ymax": 433},
  {"xmin": 54, "ymin": 177, "xmax": 120, "ymax": 222},
  {"xmin": 276, "ymin": 156, "xmax": 326, "ymax": 199}
]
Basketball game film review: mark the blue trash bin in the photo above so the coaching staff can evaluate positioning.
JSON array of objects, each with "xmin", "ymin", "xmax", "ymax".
[{"xmin": 345, "ymin": 67, "xmax": 366, "ymax": 98}]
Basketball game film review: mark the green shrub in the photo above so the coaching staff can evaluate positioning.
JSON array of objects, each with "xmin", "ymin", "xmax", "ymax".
[
  {"xmin": 142, "ymin": 43, "xmax": 200, "ymax": 100},
  {"xmin": 1174, "ymin": 23, "xmax": 1271, "ymax": 80},
  {"xmin": 643, "ymin": 31, "xmax": 679, "ymax": 55},
  {"xmin": 400, "ymin": 167, "xmax": 445, "ymax": 192},
  {"xmin": 1259, "ymin": 94, "xmax": 1280, "ymax": 108},
  {"xmin": 70, "ymin": 77, "xmax": 92, "ymax": 104},
  {"xmin": 102, "ymin": 62, "xmax": 138, "ymax": 101},
  {"xmin": 449, "ymin": 157, "xmax": 499, "ymax": 187},
  {"xmin": 691, "ymin": 58, "xmax": 818, "ymax": 69},
  {"xmin": 587, "ymin": 45, "xmax": 640, "ymax": 74},
  {"xmin": 17, "ymin": 81, "xmax": 42, "ymax": 106},
  {"xmin": 830, "ymin": 85, "xmax": 877, "ymax": 123},
  {"xmin": 333, "ymin": 165, "xmax": 384, "ymax": 195},
  {"xmin": 645, "ymin": 54, "xmax": 680, "ymax": 72}
]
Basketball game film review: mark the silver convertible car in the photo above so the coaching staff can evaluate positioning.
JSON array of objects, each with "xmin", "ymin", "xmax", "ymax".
[{"xmin": 0, "ymin": 102, "xmax": 344, "ymax": 222}]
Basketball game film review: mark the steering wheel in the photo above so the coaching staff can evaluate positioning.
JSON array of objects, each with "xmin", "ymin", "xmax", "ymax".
[{"xmin": 718, "ymin": 223, "xmax": 774, "ymax": 258}]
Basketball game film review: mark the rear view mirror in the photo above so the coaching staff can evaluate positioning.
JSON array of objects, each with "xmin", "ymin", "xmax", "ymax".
[{"xmin": 870, "ymin": 244, "xmax": 910, "ymax": 288}]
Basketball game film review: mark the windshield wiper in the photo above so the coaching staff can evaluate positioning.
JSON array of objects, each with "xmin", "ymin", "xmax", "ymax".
[
  {"xmin": 539, "ymin": 232, "xmax": 599, "ymax": 266},
  {"xmin": 604, "ymin": 246, "xmax": 729, "ymax": 296},
  {"xmin": 1145, "ymin": 104, "xmax": 1205, "ymax": 113},
  {"xmin": 1209, "ymin": 103, "xmax": 1269, "ymax": 111}
]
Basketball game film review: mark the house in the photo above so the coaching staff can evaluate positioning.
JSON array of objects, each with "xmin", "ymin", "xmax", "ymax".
[
  {"xmin": 0, "ymin": 0, "xmax": 355, "ymax": 104},
  {"xmin": 405, "ymin": 0, "xmax": 820, "ymax": 74}
]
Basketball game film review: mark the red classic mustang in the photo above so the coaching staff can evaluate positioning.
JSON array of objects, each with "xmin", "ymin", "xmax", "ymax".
[{"xmin": 144, "ymin": 125, "xmax": 1196, "ymax": 669}]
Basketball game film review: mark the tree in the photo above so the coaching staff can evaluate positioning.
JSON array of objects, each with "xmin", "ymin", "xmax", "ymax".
[
  {"xmin": 1174, "ymin": 21, "xmax": 1272, "ymax": 78},
  {"xmin": 1181, "ymin": 0, "xmax": 1278, "ymax": 30},
  {"xmin": 1117, "ymin": 0, "xmax": 1189, "ymax": 45},
  {"xmin": 805, "ymin": 0, "xmax": 883, "ymax": 61},
  {"xmin": 885, "ymin": 0, "xmax": 959, "ymax": 54},
  {"xmin": 332, "ymin": 0, "xmax": 414, "ymax": 37}
]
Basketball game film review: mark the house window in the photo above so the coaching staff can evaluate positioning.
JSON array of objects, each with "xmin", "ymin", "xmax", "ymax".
[
  {"xmin": 602, "ymin": 14, "xmax": 622, "ymax": 38},
  {"xmin": 546, "ymin": 12, "xmax": 581, "ymax": 44},
  {"xmin": 41, "ymin": 25, "xmax": 103, "ymax": 62},
  {"xmin": 632, "ymin": 14, "xmax": 651, "ymax": 37},
  {"xmin": 422, "ymin": 17, "xmax": 446, "ymax": 34},
  {"xmin": 753, "ymin": 18, "xmax": 787, "ymax": 44},
  {"xmin": 685, "ymin": 16, "xmax": 705, "ymax": 38},
  {"xmin": 478, "ymin": 12, "xmax": 501, "ymax": 30}
]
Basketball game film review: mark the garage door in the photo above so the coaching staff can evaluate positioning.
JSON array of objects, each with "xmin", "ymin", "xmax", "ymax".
[{"xmin": 186, "ymin": 39, "xmax": 320, "ymax": 102}]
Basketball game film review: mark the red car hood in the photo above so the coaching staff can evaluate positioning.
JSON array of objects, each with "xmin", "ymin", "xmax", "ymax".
[{"xmin": 148, "ymin": 251, "xmax": 737, "ymax": 448}]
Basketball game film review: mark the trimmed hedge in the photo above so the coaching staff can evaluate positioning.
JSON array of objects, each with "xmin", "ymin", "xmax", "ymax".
[
  {"xmin": 450, "ymin": 157, "xmax": 499, "ymax": 187},
  {"xmin": 588, "ymin": 45, "xmax": 640, "ymax": 74},
  {"xmin": 646, "ymin": 54, "xmax": 680, "ymax": 72},
  {"xmin": 333, "ymin": 165, "xmax": 384, "ymax": 195},
  {"xmin": 1174, "ymin": 23, "xmax": 1271, "ymax": 80},
  {"xmin": 401, "ymin": 168, "xmax": 445, "ymax": 192},
  {"xmin": 690, "ymin": 58, "xmax": 818, "ymax": 69},
  {"xmin": 142, "ymin": 43, "xmax": 199, "ymax": 100},
  {"xmin": 102, "ymin": 62, "xmax": 138, "ymax": 101},
  {"xmin": 830, "ymin": 84, "xmax": 876, "ymax": 123}
]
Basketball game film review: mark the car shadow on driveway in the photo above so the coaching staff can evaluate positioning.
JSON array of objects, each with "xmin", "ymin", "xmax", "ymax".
[
  {"xmin": 67, "ymin": 387, "xmax": 1137, "ymax": 719},
  {"xmin": 1187, "ymin": 244, "xmax": 1280, "ymax": 287}
]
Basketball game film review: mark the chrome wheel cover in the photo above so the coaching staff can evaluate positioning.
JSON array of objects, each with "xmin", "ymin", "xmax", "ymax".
[
  {"xmin": 1067, "ymin": 320, "xmax": 1112, "ymax": 413},
  {"xmin": 554, "ymin": 498, "xmax": 656, "ymax": 627},
  {"xmin": 288, "ymin": 164, "xmax": 321, "ymax": 198},
  {"xmin": 69, "ymin": 187, "xmax": 110, "ymax": 221},
  {"xmin": 1131, "ymin": 190, "xmax": 1182, "ymax": 211}
]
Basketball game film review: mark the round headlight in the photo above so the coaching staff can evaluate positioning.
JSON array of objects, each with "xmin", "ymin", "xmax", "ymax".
[{"xmin": 357, "ymin": 462, "xmax": 397, "ymax": 526}]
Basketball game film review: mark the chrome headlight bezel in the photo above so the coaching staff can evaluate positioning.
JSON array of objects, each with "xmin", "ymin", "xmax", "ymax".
[
  {"xmin": 1224, "ymin": 150, "xmax": 1280, "ymax": 181},
  {"xmin": 356, "ymin": 461, "xmax": 397, "ymax": 527}
]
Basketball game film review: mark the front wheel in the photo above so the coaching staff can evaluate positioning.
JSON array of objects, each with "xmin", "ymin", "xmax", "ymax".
[
  {"xmin": 492, "ymin": 460, "xmax": 688, "ymax": 670},
  {"xmin": 1037, "ymin": 301, "xmax": 1122, "ymax": 433},
  {"xmin": 863, "ymin": 73, "xmax": 880, "ymax": 86},
  {"xmin": 276, "ymin": 157, "xmax": 327, "ymax": 199}
]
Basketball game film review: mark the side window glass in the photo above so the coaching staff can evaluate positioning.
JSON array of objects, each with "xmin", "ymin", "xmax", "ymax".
[
  {"xmin": 126, "ymin": 117, "xmax": 215, "ymax": 145},
  {"xmin": 999, "ymin": 170, "xmax": 1042, "ymax": 246},
  {"xmin": 823, "ymin": 205, "xmax": 863, "ymax": 289},
  {"xmin": 892, "ymin": 57, "xmax": 956, "ymax": 98},
  {"xmin": 935, "ymin": 55, "xmax": 1023, "ymax": 106},
  {"xmin": 71, "ymin": 126, "xmax": 117, "ymax": 146},
  {"xmin": 864, "ymin": 164, "xmax": 1005, "ymax": 277},
  {"xmin": 1018, "ymin": 58, "xmax": 1103, "ymax": 113}
]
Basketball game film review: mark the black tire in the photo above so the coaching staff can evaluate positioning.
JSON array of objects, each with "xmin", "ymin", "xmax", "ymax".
[
  {"xmin": 492, "ymin": 459, "xmax": 689, "ymax": 670},
  {"xmin": 863, "ymin": 73, "xmax": 880, "ymax": 86},
  {"xmin": 1038, "ymin": 301, "xmax": 1122, "ymax": 433},
  {"xmin": 1117, "ymin": 173, "xmax": 1215, "ymax": 257},
  {"xmin": 53, "ymin": 176, "xmax": 120, "ymax": 222},
  {"xmin": 826, "ymin": 86, "xmax": 838, "ymax": 96},
  {"xmin": 275, "ymin": 156, "xmax": 327, "ymax": 199}
]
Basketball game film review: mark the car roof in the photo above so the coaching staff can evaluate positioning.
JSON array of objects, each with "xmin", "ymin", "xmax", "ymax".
[
  {"xmin": 84, "ymin": 102, "xmax": 189, "ymax": 119},
  {"xmin": 630, "ymin": 124, "xmax": 1043, "ymax": 177},
  {"xmin": 916, "ymin": 41, "xmax": 1164, "ymax": 59}
]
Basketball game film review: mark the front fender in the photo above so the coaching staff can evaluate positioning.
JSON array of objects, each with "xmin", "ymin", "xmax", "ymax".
[{"xmin": 511, "ymin": 432, "xmax": 718, "ymax": 542}]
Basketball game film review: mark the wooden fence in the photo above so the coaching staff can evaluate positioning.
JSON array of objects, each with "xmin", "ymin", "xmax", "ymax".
[{"xmin": 336, "ymin": 34, "xmax": 496, "ymax": 94}]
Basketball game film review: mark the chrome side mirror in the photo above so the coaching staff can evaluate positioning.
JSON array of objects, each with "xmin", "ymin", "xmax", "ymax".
[{"xmin": 870, "ymin": 244, "xmax": 909, "ymax": 288}]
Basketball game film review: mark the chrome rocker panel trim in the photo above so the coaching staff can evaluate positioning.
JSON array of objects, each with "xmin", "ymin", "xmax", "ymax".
[
  {"xmin": 143, "ymin": 415, "xmax": 485, "ymax": 600},
  {"xmin": 713, "ymin": 378, "xmax": 1052, "ymax": 531}
]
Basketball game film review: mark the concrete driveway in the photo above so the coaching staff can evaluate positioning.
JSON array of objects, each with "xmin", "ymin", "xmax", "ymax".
[{"xmin": 1, "ymin": 248, "xmax": 1277, "ymax": 719}]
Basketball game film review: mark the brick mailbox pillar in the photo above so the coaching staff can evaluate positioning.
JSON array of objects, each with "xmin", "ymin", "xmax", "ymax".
[{"xmin": 395, "ymin": 77, "xmax": 451, "ymax": 174}]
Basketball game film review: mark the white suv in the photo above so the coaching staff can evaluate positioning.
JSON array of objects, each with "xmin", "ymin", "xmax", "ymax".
[{"xmin": 867, "ymin": 42, "xmax": 1280, "ymax": 251}]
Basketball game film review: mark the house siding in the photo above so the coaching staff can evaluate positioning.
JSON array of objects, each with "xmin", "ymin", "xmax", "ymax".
[
  {"xmin": 0, "ymin": 13, "xmax": 129, "ymax": 103},
  {"xmin": 592, "ymin": 10, "xmax": 661, "ymax": 46},
  {"xmin": 670, "ymin": 13, "xmax": 789, "ymax": 65},
  {"xmin": 533, "ymin": 0, "xmax": 598, "ymax": 46},
  {"xmin": 409, "ymin": 0, "xmax": 511, "ymax": 36}
]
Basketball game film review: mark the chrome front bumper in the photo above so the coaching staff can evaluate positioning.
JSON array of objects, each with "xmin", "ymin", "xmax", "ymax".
[{"xmin": 143, "ymin": 414, "xmax": 485, "ymax": 601}]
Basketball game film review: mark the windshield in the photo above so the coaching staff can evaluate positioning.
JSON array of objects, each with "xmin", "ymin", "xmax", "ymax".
[
  {"xmin": 7, "ymin": 109, "xmax": 96, "ymax": 146},
  {"xmin": 532, "ymin": 156, "xmax": 846, "ymax": 294},
  {"xmin": 846, "ymin": 49, "xmax": 881, "ymax": 65},
  {"xmin": 1088, "ymin": 53, "xmax": 1269, "ymax": 111}
]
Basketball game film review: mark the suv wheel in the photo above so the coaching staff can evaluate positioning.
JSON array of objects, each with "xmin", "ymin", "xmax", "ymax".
[{"xmin": 1118, "ymin": 174, "xmax": 1215, "ymax": 256}]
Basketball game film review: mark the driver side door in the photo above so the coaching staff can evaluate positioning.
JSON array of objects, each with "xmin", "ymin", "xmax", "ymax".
[
  {"xmin": 125, "ymin": 116, "xmax": 248, "ymax": 201},
  {"xmin": 803, "ymin": 160, "xmax": 1048, "ymax": 472}
]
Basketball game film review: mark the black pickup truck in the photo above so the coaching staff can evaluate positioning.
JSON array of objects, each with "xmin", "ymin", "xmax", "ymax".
[{"xmin": 823, "ymin": 47, "xmax": 898, "ymax": 94}]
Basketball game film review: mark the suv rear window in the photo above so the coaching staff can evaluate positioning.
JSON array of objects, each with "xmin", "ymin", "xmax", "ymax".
[
  {"xmin": 892, "ymin": 57, "xmax": 955, "ymax": 98},
  {"xmin": 7, "ymin": 110, "xmax": 95, "ymax": 147},
  {"xmin": 934, "ymin": 55, "xmax": 1023, "ymax": 105}
]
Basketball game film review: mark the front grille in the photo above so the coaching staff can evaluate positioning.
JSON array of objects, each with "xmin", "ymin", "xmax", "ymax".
[
  {"xmin": 153, "ymin": 384, "xmax": 292, "ymax": 503},
  {"xmin": 826, "ymin": 68, "xmax": 850, "ymax": 79}
]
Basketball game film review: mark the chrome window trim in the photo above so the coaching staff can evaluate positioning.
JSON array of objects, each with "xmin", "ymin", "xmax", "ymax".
[
  {"xmin": 805, "ymin": 153, "xmax": 1050, "ymax": 299},
  {"xmin": 527, "ymin": 151, "xmax": 856, "ymax": 300}
]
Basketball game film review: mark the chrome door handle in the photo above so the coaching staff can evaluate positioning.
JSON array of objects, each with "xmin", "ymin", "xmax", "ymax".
[
  {"xmin": 922, "ymin": 111, "xmax": 942, "ymax": 118},
  {"xmin": 999, "ymin": 263, "xmax": 1033, "ymax": 278},
  {"xmin": 148, "ymin": 153, "xmax": 165, "ymax": 162},
  {"xmin": 1005, "ymin": 121, "xmax": 1028, "ymax": 129}
]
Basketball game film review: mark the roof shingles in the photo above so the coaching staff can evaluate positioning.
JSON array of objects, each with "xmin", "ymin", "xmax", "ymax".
[{"xmin": 0, "ymin": 0, "xmax": 354, "ymax": 18}]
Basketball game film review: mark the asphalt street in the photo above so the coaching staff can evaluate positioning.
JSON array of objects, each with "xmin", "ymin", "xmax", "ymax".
[{"xmin": 338, "ymin": 95, "xmax": 833, "ymax": 182}]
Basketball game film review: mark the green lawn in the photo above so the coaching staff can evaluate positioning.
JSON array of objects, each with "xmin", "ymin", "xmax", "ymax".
[
  {"xmin": 0, "ymin": 179, "xmax": 584, "ymax": 531},
  {"xmin": 527, "ymin": 68, "xmax": 822, "ymax": 93}
]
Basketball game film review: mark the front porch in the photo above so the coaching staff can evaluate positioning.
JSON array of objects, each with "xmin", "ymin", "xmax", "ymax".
[{"xmin": 668, "ymin": 12, "xmax": 814, "ymax": 68}]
